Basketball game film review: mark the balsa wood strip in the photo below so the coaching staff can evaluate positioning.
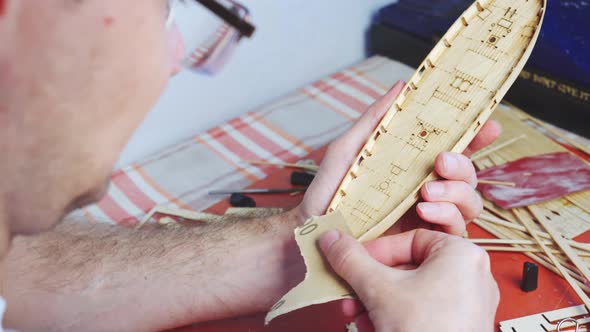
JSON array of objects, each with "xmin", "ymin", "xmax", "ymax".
[
  {"xmin": 473, "ymin": 218, "xmax": 590, "ymax": 289},
  {"xmin": 513, "ymin": 208, "xmax": 590, "ymax": 309},
  {"xmin": 529, "ymin": 205, "xmax": 590, "ymax": 283},
  {"xmin": 327, "ymin": 0, "xmax": 546, "ymax": 241},
  {"xmin": 481, "ymin": 246, "xmax": 590, "ymax": 257}
]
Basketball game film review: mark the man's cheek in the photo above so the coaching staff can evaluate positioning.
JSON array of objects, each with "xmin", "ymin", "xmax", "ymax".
[{"xmin": 168, "ymin": 23, "xmax": 185, "ymax": 76}]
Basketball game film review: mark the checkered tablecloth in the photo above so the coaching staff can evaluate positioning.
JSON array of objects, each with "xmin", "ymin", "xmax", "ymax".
[{"xmin": 66, "ymin": 56, "xmax": 415, "ymax": 225}]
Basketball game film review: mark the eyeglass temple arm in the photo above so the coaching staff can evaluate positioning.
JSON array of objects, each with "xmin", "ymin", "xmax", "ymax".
[{"xmin": 195, "ymin": 0, "xmax": 256, "ymax": 38}]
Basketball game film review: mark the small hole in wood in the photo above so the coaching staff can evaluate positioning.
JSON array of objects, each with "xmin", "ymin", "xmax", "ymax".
[
  {"xmin": 374, "ymin": 131, "xmax": 381, "ymax": 140},
  {"xmin": 418, "ymin": 66, "xmax": 426, "ymax": 75},
  {"xmin": 410, "ymin": 82, "xmax": 418, "ymax": 90},
  {"xmin": 358, "ymin": 156, "xmax": 364, "ymax": 165},
  {"xmin": 380, "ymin": 125, "xmax": 388, "ymax": 133},
  {"xmin": 404, "ymin": 87, "xmax": 411, "ymax": 96},
  {"xmin": 350, "ymin": 171, "xmax": 358, "ymax": 179},
  {"xmin": 364, "ymin": 149, "xmax": 373, "ymax": 157},
  {"xmin": 551, "ymin": 210, "xmax": 561, "ymax": 217},
  {"xmin": 339, "ymin": 189, "xmax": 347, "ymax": 197},
  {"xmin": 489, "ymin": 36, "xmax": 497, "ymax": 44}
]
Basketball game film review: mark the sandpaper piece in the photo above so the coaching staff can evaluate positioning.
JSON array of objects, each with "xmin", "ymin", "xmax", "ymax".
[
  {"xmin": 477, "ymin": 152, "xmax": 590, "ymax": 209},
  {"xmin": 265, "ymin": 211, "xmax": 355, "ymax": 324}
]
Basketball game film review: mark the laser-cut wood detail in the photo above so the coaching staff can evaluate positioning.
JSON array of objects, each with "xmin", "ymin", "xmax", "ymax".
[
  {"xmin": 328, "ymin": 0, "xmax": 547, "ymax": 240},
  {"xmin": 266, "ymin": 0, "xmax": 546, "ymax": 323}
]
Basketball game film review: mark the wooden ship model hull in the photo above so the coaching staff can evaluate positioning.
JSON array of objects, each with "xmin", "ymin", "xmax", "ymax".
[
  {"xmin": 266, "ymin": 0, "xmax": 546, "ymax": 323},
  {"xmin": 328, "ymin": 0, "xmax": 547, "ymax": 241}
]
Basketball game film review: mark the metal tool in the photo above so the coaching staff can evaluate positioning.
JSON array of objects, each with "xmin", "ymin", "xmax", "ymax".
[{"xmin": 209, "ymin": 188, "xmax": 307, "ymax": 195}]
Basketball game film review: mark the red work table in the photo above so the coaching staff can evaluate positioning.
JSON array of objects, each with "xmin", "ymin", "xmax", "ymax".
[{"xmin": 171, "ymin": 146, "xmax": 588, "ymax": 332}]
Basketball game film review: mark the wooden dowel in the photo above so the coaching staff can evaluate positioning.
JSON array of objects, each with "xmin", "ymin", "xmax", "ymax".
[
  {"xmin": 477, "ymin": 217, "xmax": 585, "ymax": 274},
  {"xmin": 483, "ymin": 200, "xmax": 519, "ymax": 223},
  {"xmin": 473, "ymin": 219, "xmax": 589, "ymax": 287},
  {"xmin": 480, "ymin": 246, "xmax": 542, "ymax": 253},
  {"xmin": 137, "ymin": 207, "xmax": 157, "ymax": 229},
  {"xmin": 480, "ymin": 246, "xmax": 590, "ymax": 258},
  {"xmin": 471, "ymin": 134, "xmax": 527, "ymax": 160},
  {"xmin": 478, "ymin": 214, "xmax": 590, "ymax": 253},
  {"xmin": 471, "ymin": 238, "xmax": 548, "ymax": 245},
  {"xmin": 244, "ymin": 160, "xmax": 320, "ymax": 172},
  {"xmin": 478, "ymin": 180, "xmax": 516, "ymax": 187}
]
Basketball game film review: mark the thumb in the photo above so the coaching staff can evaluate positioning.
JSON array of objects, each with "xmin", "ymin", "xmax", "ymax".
[{"xmin": 319, "ymin": 230, "xmax": 380, "ymax": 291}]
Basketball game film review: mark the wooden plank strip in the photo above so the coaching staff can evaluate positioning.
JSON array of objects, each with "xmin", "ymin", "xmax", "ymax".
[
  {"xmin": 513, "ymin": 208, "xmax": 590, "ymax": 308},
  {"xmin": 529, "ymin": 205, "xmax": 590, "ymax": 283},
  {"xmin": 481, "ymin": 246, "xmax": 590, "ymax": 257},
  {"xmin": 473, "ymin": 219, "xmax": 589, "ymax": 287}
]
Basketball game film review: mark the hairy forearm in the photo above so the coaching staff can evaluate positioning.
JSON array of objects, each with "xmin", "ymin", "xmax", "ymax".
[{"xmin": 0, "ymin": 210, "xmax": 305, "ymax": 332}]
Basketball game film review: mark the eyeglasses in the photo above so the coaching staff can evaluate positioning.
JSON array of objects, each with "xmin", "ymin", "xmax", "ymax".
[{"xmin": 167, "ymin": 0, "xmax": 256, "ymax": 74}]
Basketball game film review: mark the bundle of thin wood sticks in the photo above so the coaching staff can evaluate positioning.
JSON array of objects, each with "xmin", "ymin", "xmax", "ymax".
[{"xmin": 469, "ymin": 104, "xmax": 590, "ymax": 305}]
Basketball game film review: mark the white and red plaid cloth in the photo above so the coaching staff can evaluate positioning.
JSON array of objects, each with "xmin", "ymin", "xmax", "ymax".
[
  {"xmin": 66, "ymin": 56, "xmax": 589, "ymax": 226},
  {"xmin": 66, "ymin": 56, "xmax": 414, "ymax": 226}
]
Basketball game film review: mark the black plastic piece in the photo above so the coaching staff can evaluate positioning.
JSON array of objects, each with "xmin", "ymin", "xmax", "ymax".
[
  {"xmin": 229, "ymin": 193, "xmax": 256, "ymax": 208},
  {"xmin": 290, "ymin": 172, "xmax": 315, "ymax": 186},
  {"xmin": 521, "ymin": 262, "xmax": 539, "ymax": 292}
]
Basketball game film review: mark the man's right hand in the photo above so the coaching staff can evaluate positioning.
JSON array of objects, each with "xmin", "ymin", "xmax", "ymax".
[{"xmin": 319, "ymin": 229, "xmax": 499, "ymax": 332}]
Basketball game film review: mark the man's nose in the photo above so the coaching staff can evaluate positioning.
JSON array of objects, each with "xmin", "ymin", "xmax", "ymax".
[{"xmin": 168, "ymin": 23, "xmax": 185, "ymax": 76}]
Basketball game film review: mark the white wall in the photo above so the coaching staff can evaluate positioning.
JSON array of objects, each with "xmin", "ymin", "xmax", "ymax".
[{"xmin": 117, "ymin": 0, "xmax": 395, "ymax": 167}]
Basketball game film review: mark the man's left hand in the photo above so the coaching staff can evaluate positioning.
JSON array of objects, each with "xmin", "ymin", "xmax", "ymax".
[{"xmin": 297, "ymin": 80, "xmax": 502, "ymax": 236}]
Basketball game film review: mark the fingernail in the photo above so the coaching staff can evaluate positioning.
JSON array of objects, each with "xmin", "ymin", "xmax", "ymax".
[
  {"xmin": 441, "ymin": 152, "xmax": 458, "ymax": 173},
  {"xmin": 319, "ymin": 230, "xmax": 341, "ymax": 253},
  {"xmin": 426, "ymin": 182, "xmax": 445, "ymax": 197},
  {"xmin": 418, "ymin": 202, "xmax": 440, "ymax": 215}
]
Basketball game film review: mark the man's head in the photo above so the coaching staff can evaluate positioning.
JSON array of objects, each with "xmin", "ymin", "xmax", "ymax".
[{"xmin": 0, "ymin": 0, "xmax": 183, "ymax": 236}]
